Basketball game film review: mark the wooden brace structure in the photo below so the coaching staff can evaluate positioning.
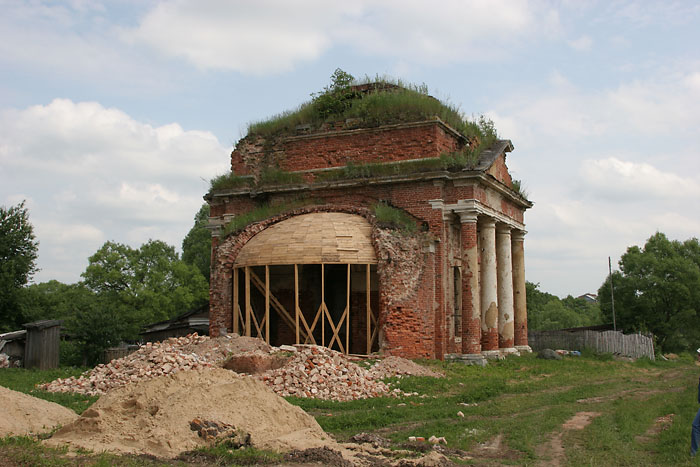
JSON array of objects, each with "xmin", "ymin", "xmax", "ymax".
[{"xmin": 232, "ymin": 264, "xmax": 378, "ymax": 355}]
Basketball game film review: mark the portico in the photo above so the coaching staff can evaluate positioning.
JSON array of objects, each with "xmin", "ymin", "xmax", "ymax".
[{"xmin": 443, "ymin": 198, "xmax": 531, "ymax": 362}]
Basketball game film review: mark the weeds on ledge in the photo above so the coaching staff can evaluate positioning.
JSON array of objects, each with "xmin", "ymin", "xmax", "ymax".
[
  {"xmin": 209, "ymin": 172, "xmax": 252, "ymax": 191},
  {"xmin": 222, "ymin": 199, "xmax": 321, "ymax": 236},
  {"xmin": 511, "ymin": 179, "xmax": 529, "ymax": 199},
  {"xmin": 372, "ymin": 202, "xmax": 417, "ymax": 233}
]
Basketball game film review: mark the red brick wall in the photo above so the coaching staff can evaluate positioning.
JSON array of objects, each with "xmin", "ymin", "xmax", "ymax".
[
  {"xmin": 230, "ymin": 121, "xmax": 464, "ymax": 177},
  {"xmin": 487, "ymin": 153, "xmax": 513, "ymax": 187}
]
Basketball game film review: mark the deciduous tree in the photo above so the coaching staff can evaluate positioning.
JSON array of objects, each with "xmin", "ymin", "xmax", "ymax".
[
  {"xmin": 0, "ymin": 201, "xmax": 39, "ymax": 331},
  {"xmin": 598, "ymin": 232, "xmax": 700, "ymax": 351},
  {"xmin": 182, "ymin": 204, "xmax": 211, "ymax": 282}
]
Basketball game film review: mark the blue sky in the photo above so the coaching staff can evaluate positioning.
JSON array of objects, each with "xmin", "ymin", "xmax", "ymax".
[{"xmin": 2, "ymin": 0, "xmax": 700, "ymax": 298}]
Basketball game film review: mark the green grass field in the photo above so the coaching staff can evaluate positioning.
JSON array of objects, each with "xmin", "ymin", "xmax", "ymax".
[{"xmin": 1, "ymin": 352, "xmax": 699, "ymax": 465}]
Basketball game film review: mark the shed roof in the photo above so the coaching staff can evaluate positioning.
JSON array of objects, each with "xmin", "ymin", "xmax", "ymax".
[{"xmin": 234, "ymin": 212, "xmax": 377, "ymax": 267}]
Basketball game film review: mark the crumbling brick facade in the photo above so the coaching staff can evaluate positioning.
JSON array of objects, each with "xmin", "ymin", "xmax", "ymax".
[{"xmin": 207, "ymin": 116, "xmax": 531, "ymax": 361}]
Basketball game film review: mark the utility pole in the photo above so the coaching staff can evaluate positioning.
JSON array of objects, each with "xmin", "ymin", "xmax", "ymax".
[{"xmin": 609, "ymin": 256, "xmax": 616, "ymax": 332}]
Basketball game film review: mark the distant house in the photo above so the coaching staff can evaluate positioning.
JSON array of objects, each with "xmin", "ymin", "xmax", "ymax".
[
  {"xmin": 577, "ymin": 293, "xmax": 598, "ymax": 303},
  {"xmin": 140, "ymin": 304, "xmax": 209, "ymax": 343}
]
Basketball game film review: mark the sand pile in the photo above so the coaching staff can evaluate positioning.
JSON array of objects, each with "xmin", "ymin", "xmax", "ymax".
[
  {"xmin": 0, "ymin": 385, "xmax": 78, "ymax": 436},
  {"xmin": 45, "ymin": 367, "xmax": 330, "ymax": 458}
]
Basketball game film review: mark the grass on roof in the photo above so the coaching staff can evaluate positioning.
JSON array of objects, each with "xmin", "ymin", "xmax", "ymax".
[{"xmin": 245, "ymin": 69, "xmax": 498, "ymax": 149}]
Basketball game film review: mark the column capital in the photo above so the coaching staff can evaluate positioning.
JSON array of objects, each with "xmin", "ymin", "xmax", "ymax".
[
  {"xmin": 480, "ymin": 217, "xmax": 497, "ymax": 229},
  {"xmin": 456, "ymin": 209, "xmax": 479, "ymax": 224},
  {"xmin": 496, "ymin": 223, "xmax": 513, "ymax": 235},
  {"xmin": 511, "ymin": 229, "xmax": 527, "ymax": 241}
]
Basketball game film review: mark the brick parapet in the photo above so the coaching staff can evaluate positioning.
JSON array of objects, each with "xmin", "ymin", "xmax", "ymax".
[{"xmin": 230, "ymin": 120, "xmax": 468, "ymax": 177}]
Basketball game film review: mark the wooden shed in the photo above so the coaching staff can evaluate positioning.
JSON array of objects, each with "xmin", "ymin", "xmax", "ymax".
[{"xmin": 23, "ymin": 320, "xmax": 61, "ymax": 370}]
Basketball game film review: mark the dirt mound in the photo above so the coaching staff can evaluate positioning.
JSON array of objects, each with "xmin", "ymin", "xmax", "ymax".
[
  {"xmin": 44, "ymin": 367, "xmax": 330, "ymax": 458},
  {"xmin": 370, "ymin": 356, "xmax": 443, "ymax": 379},
  {"xmin": 0, "ymin": 385, "xmax": 78, "ymax": 437}
]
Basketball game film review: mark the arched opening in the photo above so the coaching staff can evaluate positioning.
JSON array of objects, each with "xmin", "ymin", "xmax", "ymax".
[{"xmin": 231, "ymin": 213, "xmax": 379, "ymax": 354}]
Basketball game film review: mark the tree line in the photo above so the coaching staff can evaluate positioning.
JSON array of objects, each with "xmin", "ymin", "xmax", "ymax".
[
  {"xmin": 1, "ymin": 202, "xmax": 211, "ymax": 365},
  {"xmin": 2, "ymin": 200, "xmax": 699, "ymax": 359}
]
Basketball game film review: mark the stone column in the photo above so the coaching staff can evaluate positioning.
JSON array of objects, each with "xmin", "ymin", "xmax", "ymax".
[
  {"xmin": 458, "ymin": 210, "xmax": 483, "ymax": 359},
  {"xmin": 496, "ymin": 224, "xmax": 517, "ymax": 354},
  {"xmin": 479, "ymin": 218, "xmax": 499, "ymax": 355},
  {"xmin": 512, "ymin": 230, "xmax": 531, "ymax": 352}
]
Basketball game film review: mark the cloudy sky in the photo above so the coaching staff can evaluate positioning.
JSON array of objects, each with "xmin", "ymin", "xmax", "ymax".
[{"xmin": 2, "ymin": 0, "xmax": 699, "ymax": 298}]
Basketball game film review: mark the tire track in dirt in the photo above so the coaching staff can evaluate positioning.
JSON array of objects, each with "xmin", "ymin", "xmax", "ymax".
[{"xmin": 535, "ymin": 412, "xmax": 601, "ymax": 467}]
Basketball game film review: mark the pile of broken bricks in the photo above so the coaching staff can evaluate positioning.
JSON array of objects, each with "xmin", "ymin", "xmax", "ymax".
[
  {"xmin": 259, "ymin": 345, "xmax": 398, "ymax": 401},
  {"xmin": 39, "ymin": 334, "xmax": 417, "ymax": 401},
  {"xmin": 39, "ymin": 334, "xmax": 213, "ymax": 396}
]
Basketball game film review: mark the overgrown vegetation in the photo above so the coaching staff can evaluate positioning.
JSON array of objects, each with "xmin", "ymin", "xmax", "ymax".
[
  {"xmin": 246, "ymin": 69, "xmax": 498, "ymax": 153},
  {"xmin": 209, "ymin": 172, "xmax": 252, "ymax": 191},
  {"xmin": 222, "ymin": 199, "xmax": 321, "ymax": 236},
  {"xmin": 372, "ymin": 202, "xmax": 417, "ymax": 233},
  {"xmin": 314, "ymin": 150, "xmax": 482, "ymax": 184},
  {"xmin": 511, "ymin": 179, "xmax": 529, "ymax": 199},
  {"xmin": 258, "ymin": 168, "xmax": 304, "ymax": 186},
  {"xmin": 208, "ymin": 70, "xmax": 517, "ymax": 194},
  {"xmin": 2, "ymin": 354, "xmax": 698, "ymax": 465}
]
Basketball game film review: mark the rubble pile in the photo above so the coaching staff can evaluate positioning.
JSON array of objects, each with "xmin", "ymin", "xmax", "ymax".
[
  {"xmin": 0, "ymin": 353, "xmax": 9, "ymax": 369},
  {"xmin": 260, "ymin": 345, "xmax": 393, "ymax": 401},
  {"xmin": 39, "ymin": 334, "xmax": 439, "ymax": 401},
  {"xmin": 39, "ymin": 334, "xmax": 213, "ymax": 395}
]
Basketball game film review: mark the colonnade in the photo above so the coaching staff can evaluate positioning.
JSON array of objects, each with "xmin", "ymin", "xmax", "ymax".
[{"xmin": 458, "ymin": 211, "xmax": 529, "ymax": 357}]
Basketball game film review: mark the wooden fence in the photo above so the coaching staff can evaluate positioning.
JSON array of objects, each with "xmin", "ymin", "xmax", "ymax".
[{"xmin": 528, "ymin": 330, "xmax": 655, "ymax": 361}]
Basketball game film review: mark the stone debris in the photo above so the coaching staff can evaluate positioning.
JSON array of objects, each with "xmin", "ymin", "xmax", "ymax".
[
  {"xmin": 39, "ymin": 333, "xmax": 439, "ymax": 401},
  {"xmin": 0, "ymin": 353, "xmax": 9, "ymax": 368},
  {"xmin": 260, "ymin": 345, "xmax": 393, "ymax": 401},
  {"xmin": 457, "ymin": 411, "xmax": 464, "ymax": 418},
  {"xmin": 428, "ymin": 436, "xmax": 447, "ymax": 445},
  {"xmin": 39, "ymin": 334, "xmax": 213, "ymax": 395},
  {"xmin": 189, "ymin": 418, "xmax": 251, "ymax": 447},
  {"xmin": 349, "ymin": 432, "xmax": 391, "ymax": 448}
]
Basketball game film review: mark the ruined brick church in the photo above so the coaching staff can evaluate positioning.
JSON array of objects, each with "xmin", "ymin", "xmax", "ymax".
[{"xmin": 206, "ymin": 80, "xmax": 532, "ymax": 363}]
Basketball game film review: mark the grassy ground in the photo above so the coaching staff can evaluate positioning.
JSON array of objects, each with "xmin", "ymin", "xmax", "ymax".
[{"xmin": 1, "ymin": 352, "xmax": 699, "ymax": 465}]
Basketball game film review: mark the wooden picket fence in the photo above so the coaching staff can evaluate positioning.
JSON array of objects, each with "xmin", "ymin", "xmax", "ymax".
[{"xmin": 528, "ymin": 330, "xmax": 655, "ymax": 361}]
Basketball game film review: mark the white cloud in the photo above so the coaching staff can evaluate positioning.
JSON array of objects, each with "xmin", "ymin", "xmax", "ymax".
[
  {"xmin": 125, "ymin": 0, "xmax": 557, "ymax": 73},
  {"xmin": 581, "ymin": 157, "xmax": 700, "ymax": 200},
  {"xmin": 0, "ymin": 99, "xmax": 229, "ymax": 283}
]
